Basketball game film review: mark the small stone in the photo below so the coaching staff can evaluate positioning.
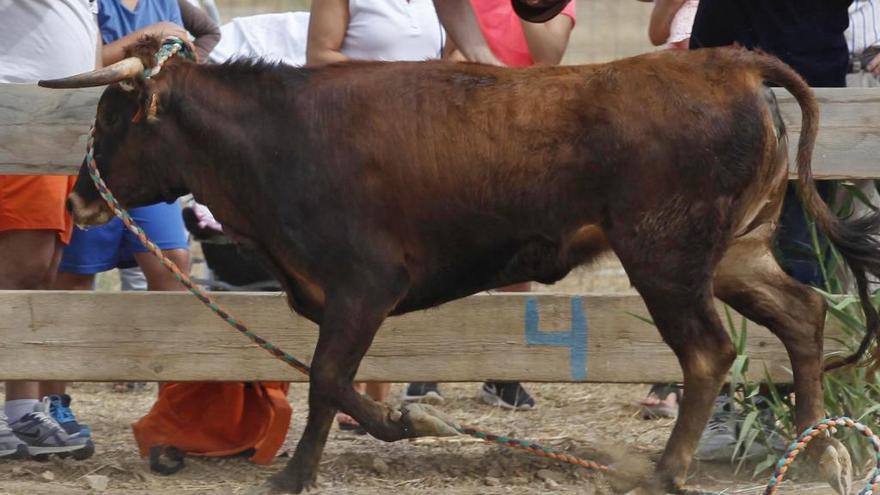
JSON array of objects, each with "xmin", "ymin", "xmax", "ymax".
[
  {"xmin": 536, "ymin": 469, "xmax": 564, "ymax": 484},
  {"xmin": 371, "ymin": 457, "xmax": 389, "ymax": 474},
  {"xmin": 85, "ymin": 474, "xmax": 109, "ymax": 492},
  {"xmin": 40, "ymin": 470, "xmax": 55, "ymax": 482},
  {"xmin": 544, "ymin": 478, "xmax": 560, "ymax": 489},
  {"xmin": 484, "ymin": 476, "xmax": 501, "ymax": 486}
]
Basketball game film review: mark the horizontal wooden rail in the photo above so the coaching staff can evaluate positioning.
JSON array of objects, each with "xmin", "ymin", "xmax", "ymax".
[
  {"xmin": 0, "ymin": 291, "xmax": 847, "ymax": 383},
  {"xmin": 0, "ymin": 86, "xmax": 879, "ymax": 177}
]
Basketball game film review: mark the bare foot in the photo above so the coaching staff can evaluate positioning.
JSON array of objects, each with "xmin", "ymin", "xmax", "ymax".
[
  {"xmin": 638, "ymin": 384, "xmax": 680, "ymax": 419},
  {"xmin": 335, "ymin": 412, "xmax": 365, "ymax": 434}
]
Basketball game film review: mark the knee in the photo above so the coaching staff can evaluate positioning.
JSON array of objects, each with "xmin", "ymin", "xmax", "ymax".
[
  {"xmin": 143, "ymin": 249, "xmax": 190, "ymax": 290},
  {"xmin": 54, "ymin": 272, "xmax": 95, "ymax": 290},
  {"xmin": 164, "ymin": 249, "xmax": 190, "ymax": 273},
  {"xmin": 6, "ymin": 261, "xmax": 56, "ymax": 289},
  {"xmin": 309, "ymin": 368, "xmax": 347, "ymax": 404}
]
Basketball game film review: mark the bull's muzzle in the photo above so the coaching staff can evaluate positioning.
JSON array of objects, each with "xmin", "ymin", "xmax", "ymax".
[{"xmin": 67, "ymin": 191, "xmax": 114, "ymax": 227}]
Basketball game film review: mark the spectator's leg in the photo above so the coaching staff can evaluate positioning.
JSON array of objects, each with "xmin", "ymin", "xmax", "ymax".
[
  {"xmin": 365, "ymin": 382, "xmax": 391, "ymax": 402},
  {"xmin": 0, "ymin": 230, "xmax": 62, "ymax": 289},
  {"xmin": 1, "ymin": 230, "xmax": 91, "ymax": 457},
  {"xmin": 479, "ymin": 282, "xmax": 536, "ymax": 410},
  {"xmin": 134, "ymin": 248, "xmax": 190, "ymax": 290},
  {"xmin": 776, "ymin": 182, "xmax": 835, "ymax": 287},
  {"xmin": 1, "ymin": 230, "xmax": 63, "ymax": 418},
  {"xmin": 44, "ymin": 272, "xmax": 96, "ymax": 399}
]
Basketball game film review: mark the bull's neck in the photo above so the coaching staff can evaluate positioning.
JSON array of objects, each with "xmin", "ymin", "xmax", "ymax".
[{"xmin": 160, "ymin": 66, "xmax": 270, "ymax": 239}]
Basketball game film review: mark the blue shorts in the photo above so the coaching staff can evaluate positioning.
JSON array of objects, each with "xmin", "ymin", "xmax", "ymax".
[{"xmin": 59, "ymin": 202, "xmax": 189, "ymax": 274}]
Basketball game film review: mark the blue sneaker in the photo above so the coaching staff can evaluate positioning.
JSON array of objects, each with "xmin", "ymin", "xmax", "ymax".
[{"xmin": 46, "ymin": 395, "xmax": 91, "ymax": 438}]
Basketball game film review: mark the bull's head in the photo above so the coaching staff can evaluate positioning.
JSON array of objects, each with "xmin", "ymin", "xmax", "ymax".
[{"xmin": 39, "ymin": 37, "xmax": 193, "ymax": 227}]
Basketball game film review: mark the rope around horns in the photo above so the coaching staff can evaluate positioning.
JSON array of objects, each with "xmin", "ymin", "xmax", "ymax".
[{"xmin": 79, "ymin": 37, "xmax": 880, "ymax": 494}]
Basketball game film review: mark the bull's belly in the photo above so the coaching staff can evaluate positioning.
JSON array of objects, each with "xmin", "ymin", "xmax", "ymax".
[{"xmin": 390, "ymin": 227, "xmax": 608, "ymax": 315}]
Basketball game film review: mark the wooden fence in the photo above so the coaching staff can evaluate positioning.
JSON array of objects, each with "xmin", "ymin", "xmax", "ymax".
[
  {"xmin": 2, "ymin": 87, "xmax": 879, "ymax": 178},
  {"xmin": 0, "ymin": 291, "xmax": 849, "ymax": 383},
  {"xmin": 0, "ymin": 84, "xmax": 876, "ymax": 383}
]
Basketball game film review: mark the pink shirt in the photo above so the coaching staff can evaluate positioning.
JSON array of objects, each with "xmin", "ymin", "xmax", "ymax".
[{"xmin": 471, "ymin": 0, "xmax": 576, "ymax": 67}]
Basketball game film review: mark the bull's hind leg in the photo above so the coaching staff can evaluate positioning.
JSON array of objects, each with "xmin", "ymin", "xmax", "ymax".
[
  {"xmin": 609, "ymin": 237, "xmax": 736, "ymax": 492},
  {"xmin": 635, "ymin": 288, "xmax": 736, "ymax": 492},
  {"xmin": 714, "ymin": 224, "xmax": 852, "ymax": 494}
]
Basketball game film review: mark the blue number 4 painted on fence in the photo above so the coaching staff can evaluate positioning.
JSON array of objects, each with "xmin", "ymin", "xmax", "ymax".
[{"xmin": 524, "ymin": 297, "xmax": 587, "ymax": 380}]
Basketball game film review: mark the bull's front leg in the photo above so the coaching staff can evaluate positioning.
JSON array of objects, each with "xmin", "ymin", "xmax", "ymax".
[{"xmin": 266, "ymin": 285, "xmax": 458, "ymax": 494}]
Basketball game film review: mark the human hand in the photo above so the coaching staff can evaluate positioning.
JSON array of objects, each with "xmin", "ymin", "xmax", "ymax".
[
  {"xmin": 139, "ymin": 21, "xmax": 189, "ymax": 42},
  {"xmin": 868, "ymin": 52, "xmax": 880, "ymax": 77}
]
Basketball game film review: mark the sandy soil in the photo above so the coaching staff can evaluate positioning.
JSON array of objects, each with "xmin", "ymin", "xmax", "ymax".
[{"xmin": 0, "ymin": 382, "xmax": 841, "ymax": 495}]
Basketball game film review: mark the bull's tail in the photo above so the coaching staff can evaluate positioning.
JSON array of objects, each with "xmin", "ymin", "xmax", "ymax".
[{"xmin": 757, "ymin": 54, "xmax": 880, "ymax": 370}]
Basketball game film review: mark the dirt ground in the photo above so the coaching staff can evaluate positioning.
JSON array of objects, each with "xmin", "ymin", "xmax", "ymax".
[{"xmin": 0, "ymin": 382, "xmax": 843, "ymax": 495}]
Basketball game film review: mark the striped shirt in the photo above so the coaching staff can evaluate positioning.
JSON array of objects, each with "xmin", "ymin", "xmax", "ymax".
[{"xmin": 847, "ymin": 0, "xmax": 880, "ymax": 55}]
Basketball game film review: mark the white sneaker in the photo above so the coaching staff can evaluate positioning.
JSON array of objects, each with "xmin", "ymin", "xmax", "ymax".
[{"xmin": 9, "ymin": 400, "xmax": 93, "ymax": 459}]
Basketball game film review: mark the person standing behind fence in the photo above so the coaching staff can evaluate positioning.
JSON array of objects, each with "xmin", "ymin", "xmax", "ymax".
[
  {"xmin": 0, "ymin": 0, "xmax": 100, "ymax": 460},
  {"xmin": 647, "ymin": 0, "xmax": 699, "ymax": 50},
  {"xmin": 682, "ymin": 0, "xmax": 852, "ymax": 463},
  {"xmin": 402, "ymin": 0, "xmax": 576, "ymax": 412},
  {"xmin": 637, "ymin": 0, "xmax": 699, "ymax": 420},
  {"xmin": 842, "ymin": 0, "xmax": 880, "ymax": 230},
  {"xmin": 46, "ymin": 0, "xmax": 218, "ymax": 447},
  {"xmin": 306, "ymin": 0, "xmax": 446, "ymax": 433}
]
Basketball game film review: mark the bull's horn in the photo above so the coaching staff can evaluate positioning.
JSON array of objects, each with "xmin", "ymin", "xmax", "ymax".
[{"xmin": 38, "ymin": 57, "xmax": 145, "ymax": 89}]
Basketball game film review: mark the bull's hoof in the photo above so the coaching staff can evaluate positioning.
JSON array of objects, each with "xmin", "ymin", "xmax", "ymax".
[
  {"xmin": 399, "ymin": 403, "xmax": 461, "ymax": 437},
  {"xmin": 815, "ymin": 437, "xmax": 852, "ymax": 495}
]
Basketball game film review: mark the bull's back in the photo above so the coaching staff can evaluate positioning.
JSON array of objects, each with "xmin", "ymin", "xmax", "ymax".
[
  {"xmin": 263, "ymin": 50, "xmax": 783, "ymax": 311},
  {"xmin": 294, "ymin": 51, "xmax": 776, "ymax": 231}
]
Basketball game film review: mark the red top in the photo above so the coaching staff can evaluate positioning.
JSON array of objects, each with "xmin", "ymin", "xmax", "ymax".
[{"xmin": 470, "ymin": 0, "xmax": 576, "ymax": 67}]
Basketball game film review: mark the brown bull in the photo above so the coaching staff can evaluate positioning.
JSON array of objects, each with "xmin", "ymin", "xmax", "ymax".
[{"xmin": 41, "ymin": 38, "xmax": 880, "ymax": 494}]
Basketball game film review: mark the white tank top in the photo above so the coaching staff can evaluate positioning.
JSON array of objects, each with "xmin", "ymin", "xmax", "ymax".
[
  {"xmin": 667, "ymin": 0, "xmax": 699, "ymax": 46},
  {"xmin": 341, "ymin": 0, "xmax": 445, "ymax": 62},
  {"xmin": 0, "ymin": 0, "xmax": 99, "ymax": 83}
]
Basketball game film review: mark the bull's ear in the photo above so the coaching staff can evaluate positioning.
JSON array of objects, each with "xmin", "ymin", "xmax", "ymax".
[{"xmin": 136, "ymin": 79, "xmax": 166, "ymax": 125}]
